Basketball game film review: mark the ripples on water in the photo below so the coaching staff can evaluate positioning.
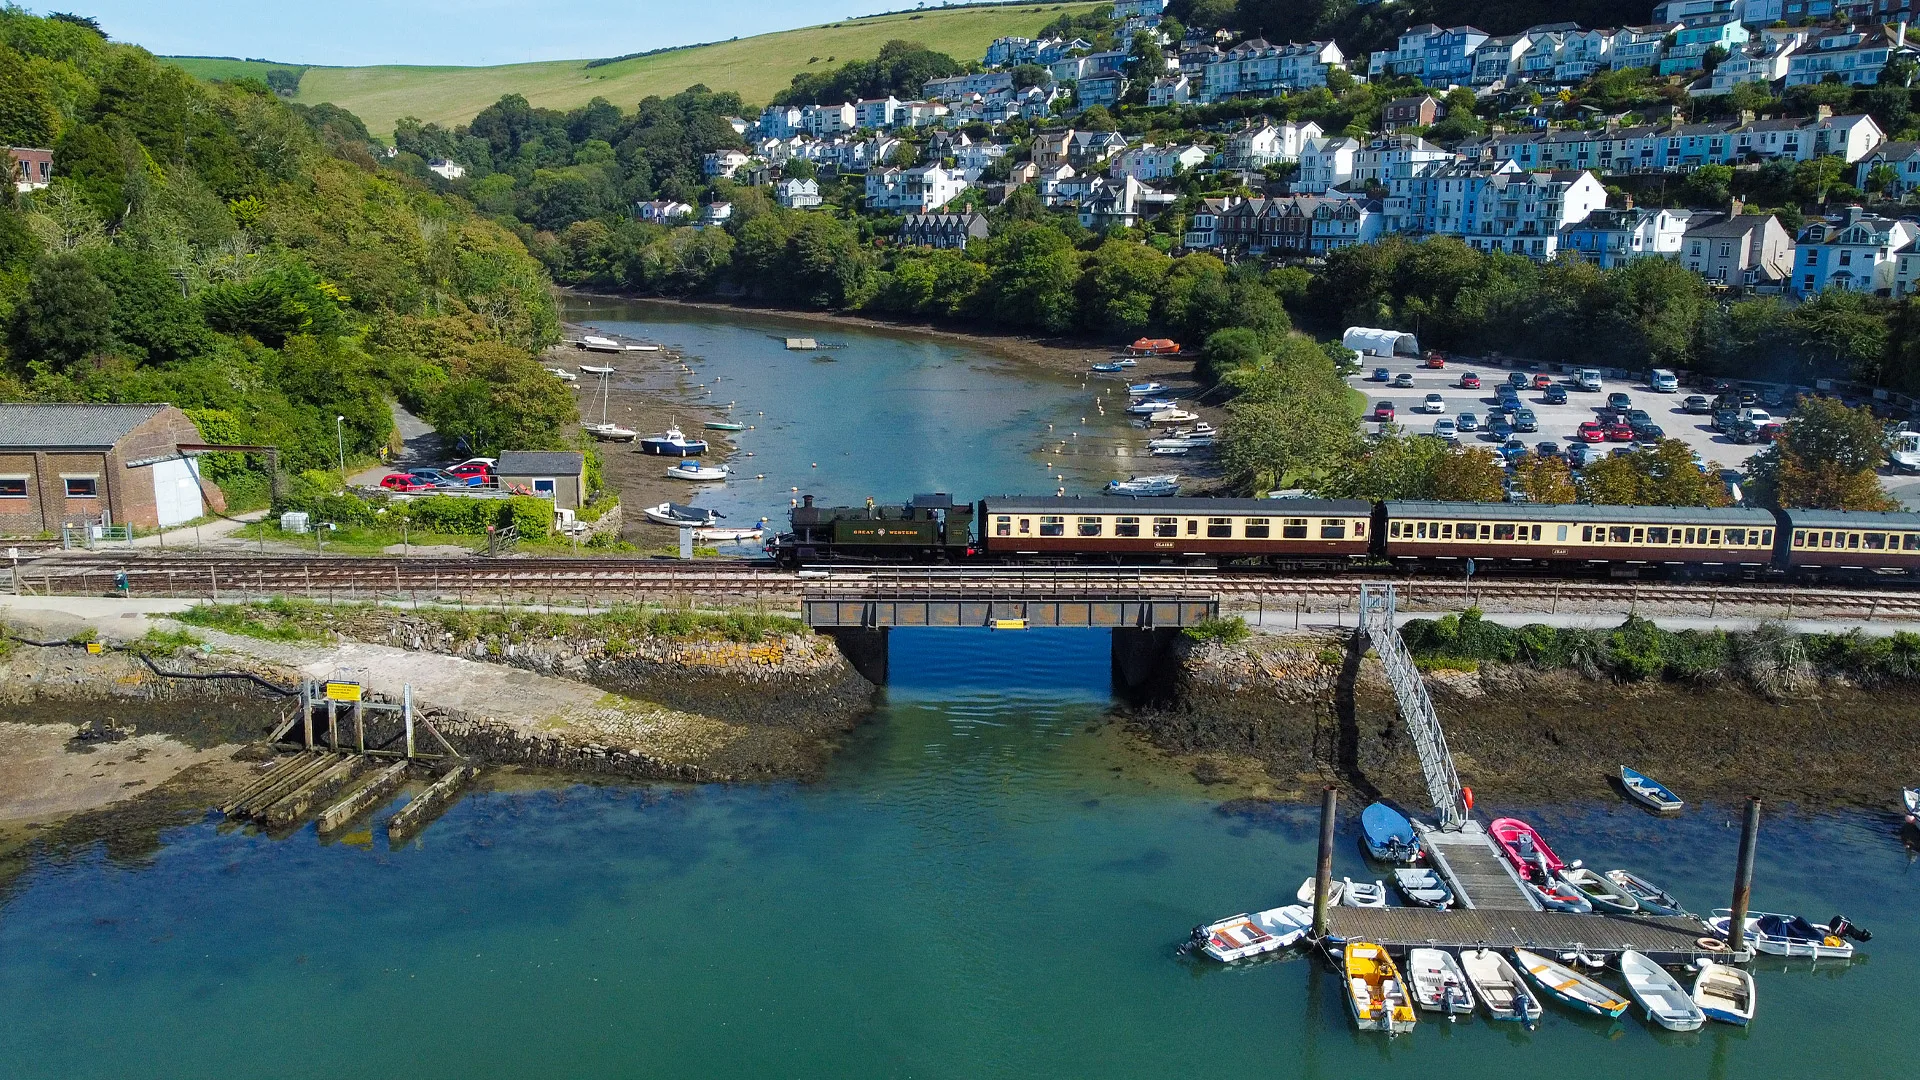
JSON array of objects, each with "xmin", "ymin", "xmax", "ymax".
[{"xmin": 0, "ymin": 629, "xmax": 1912, "ymax": 1080}]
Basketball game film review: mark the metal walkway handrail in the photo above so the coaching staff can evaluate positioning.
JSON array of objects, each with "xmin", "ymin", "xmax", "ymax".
[{"xmin": 1360, "ymin": 583, "xmax": 1468, "ymax": 830}]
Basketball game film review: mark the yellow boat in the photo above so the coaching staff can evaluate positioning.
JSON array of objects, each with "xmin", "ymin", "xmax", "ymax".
[{"xmin": 1345, "ymin": 942, "xmax": 1418, "ymax": 1034}]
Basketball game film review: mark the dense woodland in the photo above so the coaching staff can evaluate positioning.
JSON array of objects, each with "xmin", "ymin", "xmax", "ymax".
[{"xmin": 0, "ymin": 9, "xmax": 571, "ymax": 509}]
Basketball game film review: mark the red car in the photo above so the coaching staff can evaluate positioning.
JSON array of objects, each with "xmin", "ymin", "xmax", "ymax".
[
  {"xmin": 1532, "ymin": 373, "xmax": 1554, "ymax": 390},
  {"xmin": 1605, "ymin": 422, "xmax": 1636, "ymax": 442},
  {"xmin": 1372, "ymin": 401, "xmax": 1396, "ymax": 422},
  {"xmin": 379, "ymin": 472, "xmax": 439, "ymax": 493},
  {"xmin": 1457, "ymin": 373, "xmax": 1481, "ymax": 390},
  {"xmin": 1577, "ymin": 420, "xmax": 1605, "ymax": 442},
  {"xmin": 1422, "ymin": 351, "xmax": 1447, "ymax": 369},
  {"xmin": 1757, "ymin": 422, "xmax": 1782, "ymax": 442},
  {"xmin": 446, "ymin": 461, "xmax": 493, "ymax": 484}
]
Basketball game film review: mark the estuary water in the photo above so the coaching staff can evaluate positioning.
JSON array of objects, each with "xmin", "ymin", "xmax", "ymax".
[{"xmin": 2, "ymin": 629, "xmax": 1913, "ymax": 1079}]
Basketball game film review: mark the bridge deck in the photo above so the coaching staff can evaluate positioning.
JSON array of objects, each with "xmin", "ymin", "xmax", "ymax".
[
  {"xmin": 1322, "ymin": 908, "xmax": 1742, "ymax": 966},
  {"xmin": 801, "ymin": 595, "xmax": 1218, "ymax": 628}
]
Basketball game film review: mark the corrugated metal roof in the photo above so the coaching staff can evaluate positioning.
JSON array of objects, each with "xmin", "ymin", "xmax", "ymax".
[
  {"xmin": 981, "ymin": 496, "xmax": 1372, "ymax": 514},
  {"xmin": 1386, "ymin": 501, "xmax": 1775, "ymax": 525},
  {"xmin": 0, "ymin": 404, "xmax": 167, "ymax": 449},
  {"xmin": 497, "ymin": 451, "xmax": 584, "ymax": 474},
  {"xmin": 1780, "ymin": 508, "xmax": 1920, "ymax": 530}
]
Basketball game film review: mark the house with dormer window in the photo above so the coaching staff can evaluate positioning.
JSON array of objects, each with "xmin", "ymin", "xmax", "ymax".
[{"xmin": 1792, "ymin": 208, "xmax": 1919, "ymax": 295}]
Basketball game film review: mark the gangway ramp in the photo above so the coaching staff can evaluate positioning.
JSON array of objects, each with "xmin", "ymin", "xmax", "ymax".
[{"xmin": 1420, "ymin": 821, "xmax": 1538, "ymax": 911}]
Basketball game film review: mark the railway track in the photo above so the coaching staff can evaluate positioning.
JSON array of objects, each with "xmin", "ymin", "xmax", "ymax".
[{"xmin": 17, "ymin": 552, "xmax": 1920, "ymax": 618}]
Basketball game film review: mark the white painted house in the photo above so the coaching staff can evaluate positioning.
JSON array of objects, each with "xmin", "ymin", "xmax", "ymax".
[
  {"xmin": 1792, "ymin": 209, "xmax": 1920, "ymax": 295},
  {"xmin": 1225, "ymin": 121, "xmax": 1323, "ymax": 169},
  {"xmin": 865, "ymin": 165, "xmax": 969, "ymax": 213},
  {"xmin": 1295, "ymin": 136, "xmax": 1359, "ymax": 193}
]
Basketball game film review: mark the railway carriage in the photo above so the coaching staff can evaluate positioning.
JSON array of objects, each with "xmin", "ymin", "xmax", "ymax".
[
  {"xmin": 1780, "ymin": 509, "xmax": 1920, "ymax": 575},
  {"xmin": 976, "ymin": 496, "xmax": 1373, "ymax": 566},
  {"xmin": 1381, "ymin": 502, "xmax": 1779, "ymax": 576}
]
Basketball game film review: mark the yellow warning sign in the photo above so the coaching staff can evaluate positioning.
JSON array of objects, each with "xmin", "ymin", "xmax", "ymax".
[
  {"xmin": 325, "ymin": 681, "xmax": 363, "ymax": 702},
  {"xmin": 85, "ymin": 641, "xmax": 103, "ymax": 654}
]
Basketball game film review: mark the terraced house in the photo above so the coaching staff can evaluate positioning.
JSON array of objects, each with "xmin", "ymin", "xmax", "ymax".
[{"xmin": 1792, "ymin": 208, "xmax": 1919, "ymax": 295}]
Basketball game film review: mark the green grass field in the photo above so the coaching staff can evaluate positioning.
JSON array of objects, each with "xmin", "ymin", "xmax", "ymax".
[{"xmin": 161, "ymin": 4, "xmax": 1102, "ymax": 138}]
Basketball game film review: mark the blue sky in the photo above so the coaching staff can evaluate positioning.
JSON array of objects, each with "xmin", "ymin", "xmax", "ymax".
[{"xmin": 57, "ymin": 0, "xmax": 941, "ymax": 67}]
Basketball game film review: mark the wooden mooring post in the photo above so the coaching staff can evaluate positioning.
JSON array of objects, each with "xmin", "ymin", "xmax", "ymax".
[
  {"xmin": 1728, "ymin": 796, "xmax": 1761, "ymax": 951},
  {"xmin": 1312, "ymin": 786, "xmax": 1337, "ymax": 940}
]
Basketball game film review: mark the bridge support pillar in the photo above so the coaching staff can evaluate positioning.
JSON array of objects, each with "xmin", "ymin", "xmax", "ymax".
[
  {"xmin": 1111, "ymin": 627, "xmax": 1180, "ymax": 692},
  {"xmin": 826, "ymin": 627, "xmax": 889, "ymax": 686}
]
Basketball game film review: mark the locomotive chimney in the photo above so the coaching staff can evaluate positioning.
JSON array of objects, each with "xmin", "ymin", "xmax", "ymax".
[{"xmin": 803, "ymin": 494, "xmax": 814, "ymax": 507}]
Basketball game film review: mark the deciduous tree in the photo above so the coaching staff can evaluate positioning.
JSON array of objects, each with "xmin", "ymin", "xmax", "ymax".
[{"xmin": 1748, "ymin": 396, "xmax": 1896, "ymax": 510}]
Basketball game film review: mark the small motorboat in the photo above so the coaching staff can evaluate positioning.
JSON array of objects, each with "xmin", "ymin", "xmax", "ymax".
[
  {"xmin": 1125, "ymin": 397, "xmax": 1176, "ymax": 415},
  {"xmin": 1620, "ymin": 950, "xmax": 1705, "ymax": 1031},
  {"xmin": 579, "ymin": 336, "xmax": 622, "ymax": 354},
  {"xmin": 625, "ymin": 343, "xmax": 660, "ymax": 352},
  {"xmin": 1344, "ymin": 942, "xmax": 1417, "ymax": 1035},
  {"xmin": 1148, "ymin": 445, "xmax": 1189, "ymax": 456},
  {"xmin": 1514, "ymin": 948, "xmax": 1630, "ymax": 1018},
  {"xmin": 583, "ymin": 422, "xmax": 637, "ymax": 442},
  {"xmin": 1361, "ymin": 802, "xmax": 1424, "ymax": 865},
  {"xmin": 1149, "ymin": 408, "xmax": 1200, "ymax": 425},
  {"xmin": 1190, "ymin": 904, "xmax": 1312, "ymax": 963},
  {"xmin": 665, "ymin": 460, "xmax": 730, "ymax": 482},
  {"xmin": 1110, "ymin": 358, "xmax": 1138, "ymax": 368},
  {"xmin": 1126, "ymin": 382, "xmax": 1166, "ymax": 396},
  {"xmin": 1296, "ymin": 876, "xmax": 1345, "ymax": 906},
  {"xmin": 1090, "ymin": 361, "xmax": 1127, "ymax": 373},
  {"xmin": 643, "ymin": 502, "xmax": 720, "ymax": 528},
  {"xmin": 1490, "ymin": 817, "xmax": 1566, "ymax": 882},
  {"xmin": 1407, "ymin": 948, "xmax": 1476, "ymax": 1017},
  {"xmin": 638, "ymin": 425, "xmax": 709, "ymax": 457},
  {"xmin": 1148, "ymin": 434, "xmax": 1215, "ymax": 451},
  {"xmin": 704, "ymin": 421, "xmax": 747, "ymax": 432},
  {"xmin": 577, "ymin": 363, "xmax": 616, "ymax": 375},
  {"xmin": 1708, "ymin": 910, "xmax": 1865, "ymax": 959},
  {"xmin": 1904, "ymin": 787, "xmax": 1918, "ymax": 823},
  {"xmin": 1620, "ymin": 766, "xmax": 1684, "ymax": 812},
  {"xmin": 1560, "ymin": 866, "xmax": 1640, "ymax": 914},
  {"xmin": 545, "ymin": 367, "xmax": 578, "ymax": 382},
  {"xmin": 1461, "ymin": 948, "xmax": 1541, "ymax": 1025},
  {"xmin": 1392, "ymin": 868, "xmax": 1453, "ymax": 909},
  {"xmin": 1691, "ymin": 961, "xmax": 1757, "ymax": 1026},
  {"xmin": 1342, "ymin": 877, "xmax": 1387, "ymax": 908},
  {"xmin": 1605, "ymin": 869, "xmax": 1690, "ymax": 917},
  {"xmin": 1525, "ymin": 877, "xmax": 1594, "ymax": 913},
  {"xmin": 1107, "ymin": 475, "xmax": 1180, "ymax": 497},
  {"xmin": 695, "ymin": 526, "xmax": 763, "ymax": 543}
]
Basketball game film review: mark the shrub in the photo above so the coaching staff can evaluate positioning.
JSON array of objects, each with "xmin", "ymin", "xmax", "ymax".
[{"xmin": 1184, "ymin": 616, "xmax": 1252, "ymax": 644}]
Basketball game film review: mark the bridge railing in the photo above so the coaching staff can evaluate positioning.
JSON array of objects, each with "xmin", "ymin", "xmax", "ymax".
[{"xmin": 1360, "ymin": 583, "xmax": 1468, "ymax": 831}]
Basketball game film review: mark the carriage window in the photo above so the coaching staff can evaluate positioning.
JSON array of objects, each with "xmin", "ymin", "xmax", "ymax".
[
  {"xmin": 1684, "ymin": 528, "xmax": 1696, "ymax": 544},
  {"xmin": 1793, "ymin": 530, "xmax": 1806, "ymax": 547},
  {"xmin": 1582, "ymin": 526, "xmax": 1593, "ymax": 542},
  {"xmin": 1865, "ymin": 532, "xmax": 1886, "ymax": 550},
  {"xmin": 1610, "ymin": 527, "xmax": 1631, "ymax": 544},
  {"xmin": 1039, "ymin": 515, "xmax": 1065, "ymax": 537},
  {"xmin": 1283, "ymin": 518, "xmax": 1309, "ymax": 539},
  {"xmin": 1907, "ymin": 534, "xmax": 1920, "ymax": 551},
  {"xmin": 996, "ymin": 515, "xmax": 1012, "ymax": 537},
  {"xmin": 1207, "ymin": 517, "xmax": 1234, "ymax": 538},
  {"xmin": 1115, "ymin": 517, "xmax": 1141, "ymax": 537},
  {"xmin": 1077, "ymin": 516, "xmax": 1103, "ymax": 537},
  {"xmin": 1321, "ymin": 521, "xmax": 1346, "ymax": 539},
  {"xmin": 1846, "ymin": 532, "xmax": 1860, "ymax": 549},
  {"xmin": 1556, "ymin": 525, "xmax": 1568, "ymax": 541},
  {"xmin": 1762, "ymin": 530, "xmax": 1772, "ymax": 546},
  {"xmin": 1245, "ymin": 518, "xmax": 1270, "ymax": 539},
  {"xmin": 1152, "ymin": 517, "xmax": 1178, "ymax": 538},
  {"xmin": 1186, "ymin": 519, "xmax": 1198, "ymax": 536},
  {"xmin": 1458, "ymin": 523, "xmax": 1477, "ymax": 540},
  {"xmin": 1728, "ymin": 529, "xmax": 1746, "ymax": 545},
  {"xmin": 1647, "ymin": 527, "xmax": 1668, "ymax": 544},
  {"xmin": 1018, "ymin": 518, "xmax": 1031, "ymax": 534},
  {"xmin": 1708, "ymin": 530, "xmax": 1721, "ymax": 545},
  {"xmin": 1389, "ymin": 521, "xmax": 1402, "ymax": 538},
  {"xmin": 1632, "ymin": 528, "xmax": 1645, "ymax": 544},
  {"xmin": 1440, "ymin": 523, "xmax": 1453, "ymax": 538},
  {"xmin": 1531, "ymin": 525, "xmax": 1541, "ymax": 541},
  {"xmin": 1354, "ymin": 521, "xmax": 1366, "ymax": 537},
  {"xmin": 1493, "ymin": 523, "xmax": 1516, "ymax": 540},
  {"xmin": 1821, "ymin": 531, "xmax": 1833, "ymax": 548},
  {"xmin": 1415, "ymin": 522, "xmax": 1427, "ymax": 539}
]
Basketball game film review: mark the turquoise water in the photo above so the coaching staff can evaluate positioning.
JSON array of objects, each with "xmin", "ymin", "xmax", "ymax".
[
  {"xmin": 2, "ymin": 629, "xmax": 1912, "ymax": 1078},
  {"xmin": 563, "ymin": 296, "xmax": 1157, "ymax": 523}
]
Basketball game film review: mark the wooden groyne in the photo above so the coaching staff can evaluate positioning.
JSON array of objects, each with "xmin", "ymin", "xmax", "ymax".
[{"xmin": 387, "ymin": 765, "xmax": 479, "ymax": 843}]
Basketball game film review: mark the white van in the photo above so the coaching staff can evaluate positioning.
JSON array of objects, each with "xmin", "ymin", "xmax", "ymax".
[
  {"xmin": 1574, "ymin": 369, "xmax": 1603, "ymax": 392},
  {"xmin": 1650, "ymin": 369, "xmax": 1678, "ymax": 393}
]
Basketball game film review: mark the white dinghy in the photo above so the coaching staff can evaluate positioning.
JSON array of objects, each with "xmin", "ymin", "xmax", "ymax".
[
  {"xmin": 1406, "ymin": 948, "xmax": 1476, "ymax": 1017},
  {"xmin": 1620, "ymin": 950, "xmax": 1706, "ymax": 1032},
  {"xmin": 1691, "ymin": 962, "xmax": 1757, "ymax": 1026},
  {"xmin": 1296, "ymin": 877, "xmax": 1345, "ymax": 906},
  {"xmin": 1342, "ymin": 877, "xmax": 1387, "ymax": 908},
  {"xmin": 1460, "ymin": 948, "xmax": 1541, "ymax": 1024}
]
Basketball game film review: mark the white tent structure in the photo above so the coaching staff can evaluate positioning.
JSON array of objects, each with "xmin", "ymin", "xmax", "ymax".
[{"xmin": 1342, "ymin": 327, "xmax": 1420, "ymax": 358}]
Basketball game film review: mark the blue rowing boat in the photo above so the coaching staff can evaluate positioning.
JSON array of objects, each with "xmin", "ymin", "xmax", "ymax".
[
  {"xmin": 1361, "ymin": 802, "xmax": 1423, "ymax": 865},
  {"xmin": 1620, "ymin": 766, "xmax": 1684, "ymax": 812},
  {"xmin": 1090, "ymin": 361, "xmax": 1126, "ymax": 372}
]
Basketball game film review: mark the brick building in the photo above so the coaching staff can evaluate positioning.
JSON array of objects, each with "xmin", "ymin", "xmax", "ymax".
[{"xmin": 0, "ymin": 404, "xmax": 225, "ymax": 535}]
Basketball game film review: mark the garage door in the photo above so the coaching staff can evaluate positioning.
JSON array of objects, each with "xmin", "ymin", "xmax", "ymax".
[{"xmin": 152, "ymin": 457, "xmax": 203, "ymax": 527}]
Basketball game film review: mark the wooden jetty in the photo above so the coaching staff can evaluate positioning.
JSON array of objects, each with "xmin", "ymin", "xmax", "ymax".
[
  {"xmin": 1421, "ymin": 822, "xmax": 1537, "ymax": 911},
  {"xmin": 1321, "ymin": 908, "xmax": 1742, "ymax": 966}
]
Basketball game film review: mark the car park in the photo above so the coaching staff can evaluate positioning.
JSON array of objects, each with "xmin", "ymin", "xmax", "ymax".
[
  {"xmin": 380, "ymin": 472, "xmax": 440, "ymax": 493},
  {"xmin": 1512, "ymin": 408, "xmax": 1538, "ymax": 432},
  {"xmin": 1421, "ymin": 392, "xmax": 1446, "ymax": 413},
  {"xmin": 1577, "ymin": 420, "xmax": 1605, "ymax": 442},
  {"xmin": 1391, "ymin": 372, "xmax": 1416, "ymax": 388},
  {"xmin": 1457, "ymin": 372, "xmax": 1481, "ymax": 390},
  {"xmin": 1456, "ymin": 412, "xmax": 1480, "ymax": 432},
  {"xmin": 1372, "ymin": 367, "xmax": 1392, "ymax": 382},
  {"xmin": 1607, "ymin": 391, "xmax": 1632, "ymax": 413},
  {"xmin": 1372, "ymin": 401, "xmax": 1395, "ymax": 422},
  {"xmin": 1423, "ymin": 351, "xmax": 1447, "ymax": 369},
  {"xmin": 1432, "ymin": 418, "xmax": 1458, "ymax": 440},
  {"xmin": 1541, "ymin": 385, "xmax": 1568, "ymax": 405},
  {"xmin": 1650, "ymin": 368, "xmax": 1678, "ymax": 393},
  {"xmin": 1683, "ymin": 395, "xmax": 1712, "ymax": 414}
]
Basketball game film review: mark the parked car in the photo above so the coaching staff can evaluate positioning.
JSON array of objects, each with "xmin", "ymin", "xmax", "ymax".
[
  {"xmin": 1626, "ymin": 409, "xmax": 1652, "ymax": 429},
  {"xmin": 1724, "ymin": 418, "xmax": 1759, "ymax": 443},
  {"xmin": 1739, "ymin": 408, "xmax": 1774, "ymax": 425},
  {"xmin": 1650, "ymin": 368, "xmax": 1678, "ymax": 393},
  {"xmin": 1711, "ymin": 408, "xmax": 1740, "ymax": 432},
  {"xmin": 1574, "ymin": 368, "xmax": 1603, "ymax": 391},
  {"xmin": 1532, "ymin": 373, "xmax": 1554, "ymax": 390},
  {"xmin": 1683, "ymin": 394, "xmax": 1712, "ymax": 414},
  {"xmin": 1372, "ymin": 401, "xmax": 1396, "ymax": 422},
  {"xmin": 380, "ymin": 472, "xmax": 440, "ymax": 493},
  {"xmin": 1607, "ymin": 391, "xmax": 1632, "ymax": 413},
  {"xmin": 1507, "ymin": 372, "xmax": 1529, "ymax": 389},
  {"xmin": 1456, "ymin": 412, "xmax": 1481, "ymax": 432},
  {"xmin": 1504, "ymin": 477, "xmax": 1532, "ymax": 502},
  {"xmin": 1371, "ymin": 367, "xmax": 1392, "ymax": 382},
  {"xmin": 1719, "ymin": 468, "xmax": 1745, "ymax": 504},
  {"xmin": 446, "ymin": 461, "xmax": 493, "ymax": 484},
  {"xmin": 1577, "ymin": 420, "xmax": 1605, "ymax": 442},
  {"xmin": 1431, "ymin": 417, "xmax": 1458, "ymax": 440},
  {"xmin": 1391, "ymin": 372, "xmax": 1416, "ymax": 388},
  {"xmin": 1500, "ymin": 438, "xmax": 1530, "ymax": 464},
  {"xmin": 405, "ymin": 468, "xmax": 468, "ymax": 488},
  {"xmin": 1418, "ymin": 392, "xmax": 1444, "ymax": 413},
  {"xmin": 1511, "ymin": 408, "xmax": 1538, "ymax": 433},
  {"xmin": 1535, "ymin": 440, "xmax": 1562, "ymax": 459},
  {"xmin": 1490, "ymin": 417, "xmax": 1514, "ymax": 441},
  {"xmin": 1422, "ymin": 351, "xmax": 1447, "ymax": 369},
  {"xmin": 1457, "ymin": 372, "xmax": 1481, "ymax": 390},
  {"xmin": 1567, "ymin": 442, "xmax": 1599, "ymax": 466},
  {"xmin": 1605, "ymin": 421, "xmax": 1635, "ymax": 442},
  {"xmin": 1634, "ymin": 423, "xmax": 1666, "ymax": 441},
  {"xmin": 1541, "ymin": 385, "xmax": 1568, "ymax": 405},
  {"xmin": 1496, "ymin": 386, "xmax": 1521, "ymax": 406},
  {"xmin": 1758, "ymin": 422, "xmax": 1783, "ymax": 442}
]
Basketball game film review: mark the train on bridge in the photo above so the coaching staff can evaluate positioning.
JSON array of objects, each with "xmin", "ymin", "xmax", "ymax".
[{"xmin": 771, "ymin": 494, "xmax": 1920, "ymax": 581}]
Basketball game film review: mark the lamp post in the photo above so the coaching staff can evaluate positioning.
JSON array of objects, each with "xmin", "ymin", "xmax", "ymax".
[{"xmin": 335, "ymin": 415, "xmax": 347, "ymax": 489}]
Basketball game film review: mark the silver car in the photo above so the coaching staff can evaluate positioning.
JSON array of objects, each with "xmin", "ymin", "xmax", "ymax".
[{"xmin": 1456, "ymin": 412, "xmax": 1480, "ymax": 432}]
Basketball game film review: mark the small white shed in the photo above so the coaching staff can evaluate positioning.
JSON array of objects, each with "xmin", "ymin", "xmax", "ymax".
[{"xmin": 1342, "ymin": 327, "xmax": 1421, "ymax": 358}]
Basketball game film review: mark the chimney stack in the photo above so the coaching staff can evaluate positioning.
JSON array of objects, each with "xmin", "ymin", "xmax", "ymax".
[
  {"xmin": 803, "ymin": 494, "xmax": 814, "ymax": 507},
  {"xmin": 1728, "ymin": 196, "xmax": 1745, "ymax": 218},
  {"xmin": 1816, "ymin": 103, "xmax": 1833, "ymax": 121},
  {"xmin": 1739, "ymin": 109, "xmax": 1755, "ymax": 125}
]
